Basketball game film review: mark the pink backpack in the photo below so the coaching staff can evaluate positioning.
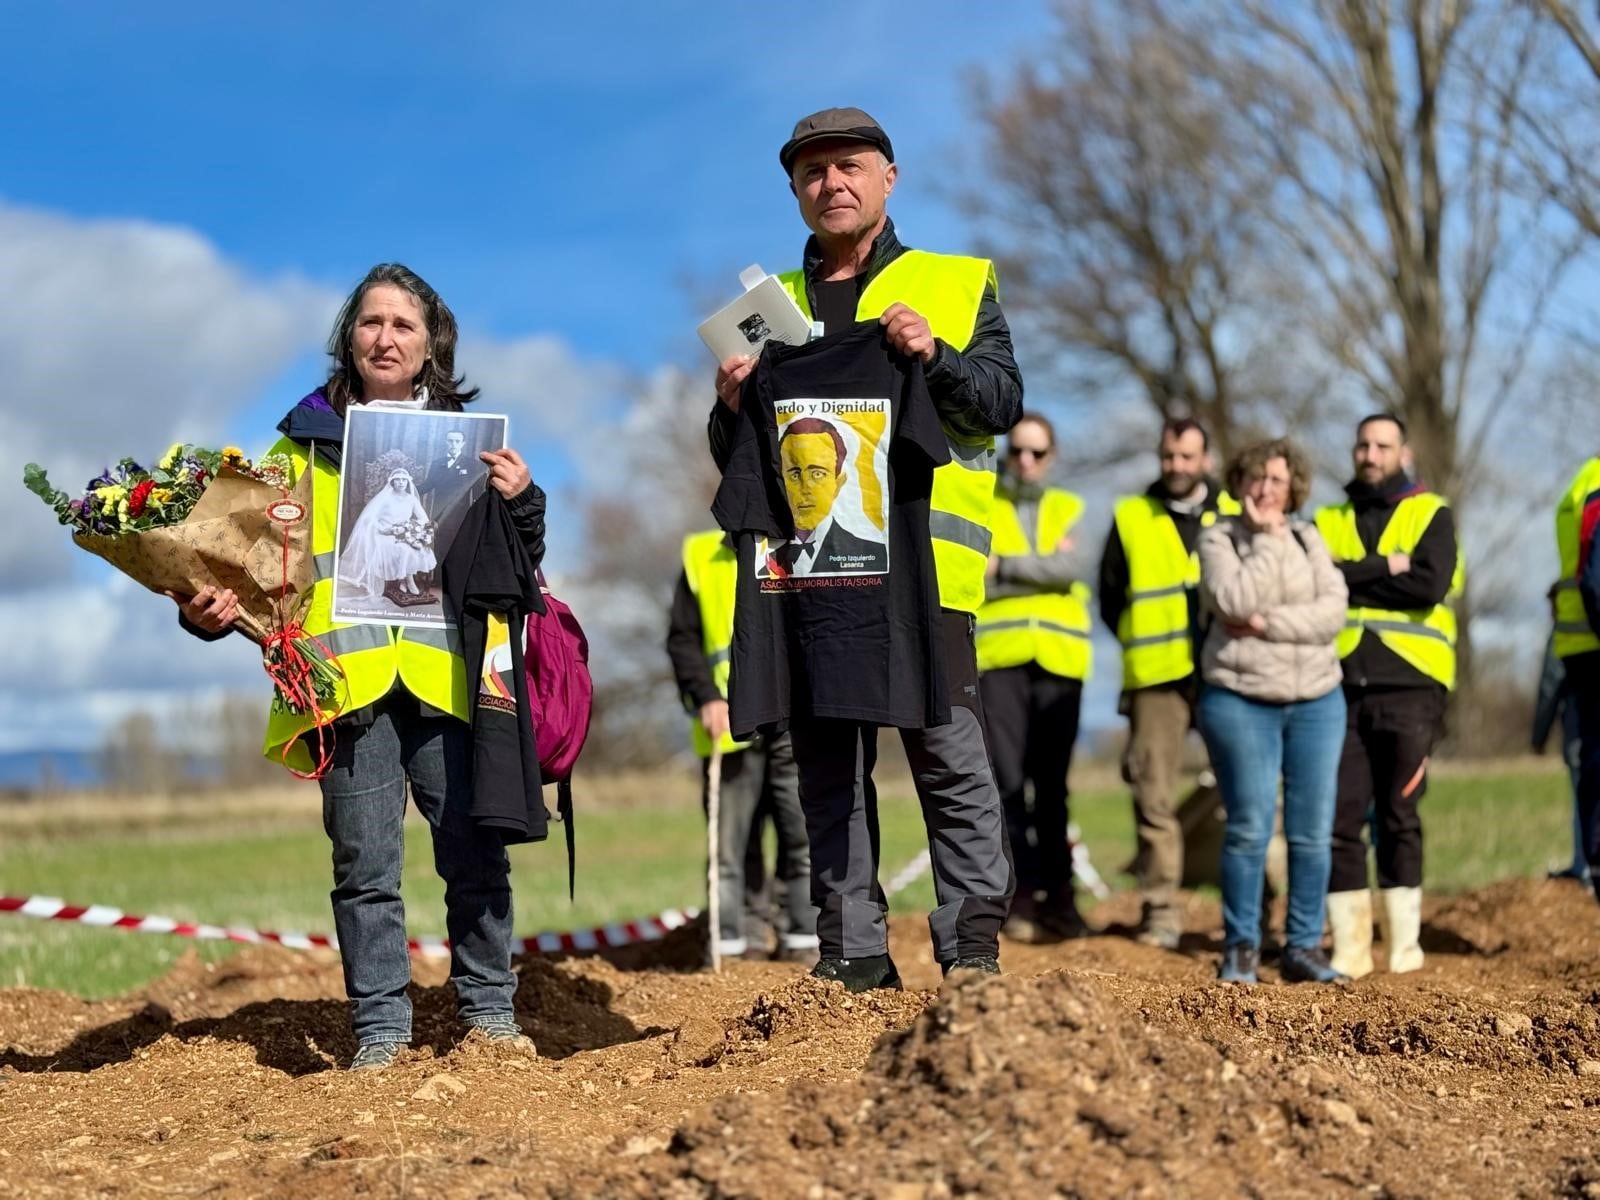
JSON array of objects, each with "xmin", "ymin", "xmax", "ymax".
[{"xmin": 523, "ymin": 572, "xmax": 593, "ymax": 895}]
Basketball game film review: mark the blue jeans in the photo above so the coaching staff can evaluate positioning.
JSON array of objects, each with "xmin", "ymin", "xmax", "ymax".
[
  {"xmin": 320, "ymin": 692, "xmax": 515, "ymax": 1046},
  {"xmin": 1198, "ymin": 684, "xmax": 1346, "ymax": 950}
]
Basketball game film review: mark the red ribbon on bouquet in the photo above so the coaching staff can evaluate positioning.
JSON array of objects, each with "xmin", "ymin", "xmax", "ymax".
[{"xmin": 262, "ymin": 490, "xmax": 346, "ymax": 781}]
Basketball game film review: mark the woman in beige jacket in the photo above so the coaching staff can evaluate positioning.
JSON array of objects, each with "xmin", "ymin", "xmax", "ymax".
[{"xmin": 1197, "ymin": 439, "xmax": 1349, "ymax": 985}]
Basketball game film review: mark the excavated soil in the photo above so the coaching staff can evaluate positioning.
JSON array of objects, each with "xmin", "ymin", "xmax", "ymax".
[{"xmin": 1, "ymin": 879, "xmax": 1597, "ymax": 1198}]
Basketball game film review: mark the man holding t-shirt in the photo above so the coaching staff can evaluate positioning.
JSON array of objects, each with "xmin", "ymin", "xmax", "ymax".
[{"xmin": 709, "ymin": 107, "xmax": 1022, "ymax": 990}]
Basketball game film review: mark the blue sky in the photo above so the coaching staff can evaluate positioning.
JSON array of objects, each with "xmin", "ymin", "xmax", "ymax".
[
  {"xmin": 0, "ymin": 2, "xmax": 1067, "ymax": 756},
  {"xmin": 3, "ymin": 4, "xmax": 1053, "ymax": 361}
]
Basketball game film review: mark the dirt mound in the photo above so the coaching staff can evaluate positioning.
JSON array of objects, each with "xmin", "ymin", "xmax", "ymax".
[
  {"xmin": 2, "ymin": 882, "xmax": 1598, "ymax": 1199},
  {"xmin": 579, "ymin": 965, "xmax": 1600, "ymax": 1199}
]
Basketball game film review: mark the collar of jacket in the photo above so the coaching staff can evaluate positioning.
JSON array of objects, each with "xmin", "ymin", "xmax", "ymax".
[
  {"xmin": 799, "ymin": 216, "xmax": 908, "ymax": 298},
  {"xmin": 275, "ymin": 390, "xmax": 345, "ymax": 467},
  {"xmin": 275, "ymin": 387, "xmax": 460, "ymax": 468},
  {"xmin": 1344, "ymin": 471, "xmax": 1424, "ymax": 509},
  {"xmin": 1145, "ymin": 476, "xmax": 1224, "ymax": 515}
]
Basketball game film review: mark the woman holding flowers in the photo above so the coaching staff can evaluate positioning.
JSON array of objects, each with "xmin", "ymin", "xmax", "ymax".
[{"xmin": 173, "ymin": 263, "xmax": 546, "ymax": 1070}]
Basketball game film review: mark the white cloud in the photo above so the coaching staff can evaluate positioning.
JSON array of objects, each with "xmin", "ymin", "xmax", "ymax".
[
  {"xmin": 462, "ymin": 333, "xmax": 633, "ymax": 451},
  {"xmin": 1, "ymin": 200, "xmax": 336, "ymax": 590}
]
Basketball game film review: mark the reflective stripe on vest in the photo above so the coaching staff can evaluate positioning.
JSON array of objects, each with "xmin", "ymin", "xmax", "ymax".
[
  {"xmin": 975, "ymin": 489, "xmax": 1092, "ymax": 680},
  {"xmin": 1554, "ymin": 458, "xmax": 1600, "ymax": 660},
  {"xmin": 1313, "ymin": 493, "xmax": 1463, "ymax": 690},
  {"xmin": 779, "ymin": 249, "xmax": 998, "ymax": 614},
  {"xmin": 1112, "ymin": 492, "xmax": 1240, "ymax": 690},
  {"xmin": 681, "ymin": 529, "xmax": 748, "ymax": 757},
  {"xmin": 261, "ymin": 437, "xmax": 469, "ymax": 772}
]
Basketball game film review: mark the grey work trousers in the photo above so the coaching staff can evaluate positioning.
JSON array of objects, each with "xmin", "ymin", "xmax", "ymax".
[
  {"xmin": 790, "ymin": 702, "xmax": 1015, "ymax": 966},
  {"xmin": 704, "ymin": 733, "xmax": 818, "ymax": 954}
]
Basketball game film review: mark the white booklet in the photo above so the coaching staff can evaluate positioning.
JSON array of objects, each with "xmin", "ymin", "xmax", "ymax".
[{"xmin": 697, "ymin": 264, "xmax": 815, "ymax": 361}]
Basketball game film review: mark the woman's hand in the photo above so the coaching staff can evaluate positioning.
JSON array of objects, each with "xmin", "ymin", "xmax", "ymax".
[
  {"xmin": 166, "ymin": 585, "xmax": 238, "ymax": 633},
  {"xmin": 481, "ymin": 448, "xmax": 532, "ymax": 499},
  {"xmin": 1224, "ymin": 613, "xmax": 1268, "ymax": 639},
  {"xmin": 1242, "ymin": 494, "xmax": 1287, "ymax": 535}
]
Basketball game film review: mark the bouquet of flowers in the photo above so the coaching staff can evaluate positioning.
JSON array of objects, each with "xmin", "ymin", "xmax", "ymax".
[
  {"xmin": 24, "ymin": 443, "xmax": 344, "ymax": 732},
  {"xmin": 392, "ymin": 513, "xmax": 435, "ymax": 551}
]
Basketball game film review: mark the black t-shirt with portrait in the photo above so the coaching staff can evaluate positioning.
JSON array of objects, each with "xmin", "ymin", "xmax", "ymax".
[{"xmin": 711, "ymin": 321, "xmax": 950, "ymax": 736}]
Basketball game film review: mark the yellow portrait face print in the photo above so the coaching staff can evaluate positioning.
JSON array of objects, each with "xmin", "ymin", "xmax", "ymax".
[{"xmin": 781, "ymin": 432, "xmax": 844, "ymax": 533}]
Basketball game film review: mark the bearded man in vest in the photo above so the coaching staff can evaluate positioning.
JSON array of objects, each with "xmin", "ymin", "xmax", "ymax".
[
  {"xmin": 976, "ymin": 414, "xmax": 1093, "ymax": 943},
  {"xmin": 709, "ymin": 107, "xmax": 1022, "ymax": 991},
  {"xmin": 1316, "ymin": 413, "xmax": 1462, "ymax": 975},
  {"xmin": 1098, "ymin": 417, "xmax": 1238, "ymax": 950},
  {"xmin": 1551, "ymin": 459, "xmax": 1600, "ymax": 903},
  {"xmin": 666, "ymin": 529, "xmax": 820, "ymax": 962}
]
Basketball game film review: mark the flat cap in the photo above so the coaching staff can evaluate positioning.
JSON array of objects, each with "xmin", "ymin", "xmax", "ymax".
[{"xmin": 779, "ymin": 107, "xmax": 894, "ymax": 174}]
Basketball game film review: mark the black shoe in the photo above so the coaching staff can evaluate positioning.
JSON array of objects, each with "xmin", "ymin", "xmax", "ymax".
[
  {"xmin": 810, "ymin": 954, "xmax": 903, "ymax": 993},
  {"xmin": 1279, "ymin": 945, "xmax": 1348, "ymax": 984},
  {"xmin": 1037, "ymin": 899, "xmax": 1091, "ymax": 941},
  {"xmin": 941, "ymin": 954, "xmax": 1001, "ymax": 979}
]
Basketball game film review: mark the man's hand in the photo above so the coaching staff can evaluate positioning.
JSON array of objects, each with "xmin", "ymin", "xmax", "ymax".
[
  {"xmin": 1224, "ymin": 613, "xmax": 1268, "ymax": 639},
  {"xmin": 879, "ymin": 303, "xmax": 937, "ymax": 363},
  {"xmin": 167, "ymin": 585, "xmax": 238, "ymax": 634},
  {"xmin": 986, "ymin": 553, "xmax": 1001, "ymax": 580},
  {"xmin": 1387, "ymin": 552, "xmax": 1412, "ymax": 576},
  {"xmin": 716, "ymin": 355, "xmax": 754, "ymax": 412},
  {"xmin": 1055, "ymin": 534, "xmax": 1075, "ymax": 554},
  {"xmin": 699, "ymin": 699, "xmax": 731, "ymax": 742},
  {"xmin": 481, "ymin": 448, "xmax": 532, "ymax": 499}
]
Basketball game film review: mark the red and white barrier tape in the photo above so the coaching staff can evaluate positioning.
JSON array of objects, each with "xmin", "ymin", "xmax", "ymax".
[{"xmin": 0, "ymin": 895, "xmax": 697, "ymax": 959}]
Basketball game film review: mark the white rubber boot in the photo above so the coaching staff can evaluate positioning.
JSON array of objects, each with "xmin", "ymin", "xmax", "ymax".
[
  {"xmin": 1326, "ymin": 889, "xmax": 1375, "ymax": 979},
  {"xmin": 1380, "ymin": 886, "xmax": 1425, "ymax": 974}
]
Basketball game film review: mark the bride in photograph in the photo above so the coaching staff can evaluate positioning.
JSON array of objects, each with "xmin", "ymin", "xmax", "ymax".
[{"xmin": 338, "ymin": 467, "xmax": 436, "ymax": 604}]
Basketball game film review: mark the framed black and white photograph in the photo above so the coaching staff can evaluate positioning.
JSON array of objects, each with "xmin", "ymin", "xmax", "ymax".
[{"xmin": 332, "ymin": 406, "xmax": 508, "ymax": 628}]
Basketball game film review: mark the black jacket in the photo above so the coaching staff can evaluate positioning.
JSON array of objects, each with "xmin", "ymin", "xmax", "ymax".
[
  {"xmin": 707, "ymin": 219, "xmax": 1023, "ymax": 470},
  {"xmin": 666, "ymin": 563, "xmax": 723, "ymax": 712},
  {"xmin": 441, "ymin": 488, "xmax": 547, "ymax": 844},
  {"xmin": 1097, "ymin": 477, "xmax": 1229, "ymax": 652},
  {"xmin": 1330, "ymin": 473, "xmax": 1457, "ymax": 692}
]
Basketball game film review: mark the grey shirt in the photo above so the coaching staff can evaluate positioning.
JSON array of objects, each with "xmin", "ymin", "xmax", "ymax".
[{"xmin": 987, "ymin": 479, "xmax": 1084, "ymax": 600}]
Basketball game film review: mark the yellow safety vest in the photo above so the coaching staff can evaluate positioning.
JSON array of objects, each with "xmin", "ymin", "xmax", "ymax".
[
  {"xmin": 1112, "ymin": 491, "xmax": 1241, "ymax": 690},
  {"xmin": 975, "ymin": 488, "xmax": 1092, "ymax": 680},
  {"xmin": 681, "ymin": 529, "xmax": 749, "ymax": 757},
  {"xmin": 262, "ymin": 437, "xmax": 469, "ymax": 771},
  {"xmin": 1553, "ymin": 457, "xmax": 1600, "ymax": 660},
  {"xmin": 779, "ymin": 249, "xmax": 999, "ymax": 615},
  {"xmin": 1314, "ymin": 493, "xmax": 1463, "ymax": 691}
]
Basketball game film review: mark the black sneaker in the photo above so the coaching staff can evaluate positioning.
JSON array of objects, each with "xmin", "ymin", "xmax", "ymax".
[
  {"xmin": 810, "ymin": 954, "xmax": 903, "ymax": 993},
  {"xmin": 349, "ymin": 1041, "xmax": 404, "ymax": 1071},
  {"xmin": 941, "ymin": 954, "xmax": 1001, "ymax": 984},
  {"xmin": 1279, "ymin": 945, "xmax": 1348, "ymax": 984}
]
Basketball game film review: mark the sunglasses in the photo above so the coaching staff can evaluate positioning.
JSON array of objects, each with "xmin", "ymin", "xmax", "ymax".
[{"xmin": 1006, "ymin": 446, "xmax": 1050, "ymax": 460}]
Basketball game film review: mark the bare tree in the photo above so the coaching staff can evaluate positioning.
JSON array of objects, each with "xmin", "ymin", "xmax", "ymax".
[
  {"xmin": 97, "ymin": 711, "xmax": 182, "ymax": 795},
  {"xmin": 969, "ymin": 0, "xmax": 1334, "ymax": 466},
  {"xmin": 568, "ymin": 367, "xmax": 725, "ymax": 767},
  {"xmin": 1212, "ymin": 1, "xmax": 1584, "ymax": 498},
  {"xmin": 1500, "ymin": 1, "xmax": 1600, "ymax": 247}
]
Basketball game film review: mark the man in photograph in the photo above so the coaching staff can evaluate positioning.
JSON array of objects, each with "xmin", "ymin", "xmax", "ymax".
[{"xmin": 423, "ymin": 427, "xmax": 481, "ymax": 565}]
